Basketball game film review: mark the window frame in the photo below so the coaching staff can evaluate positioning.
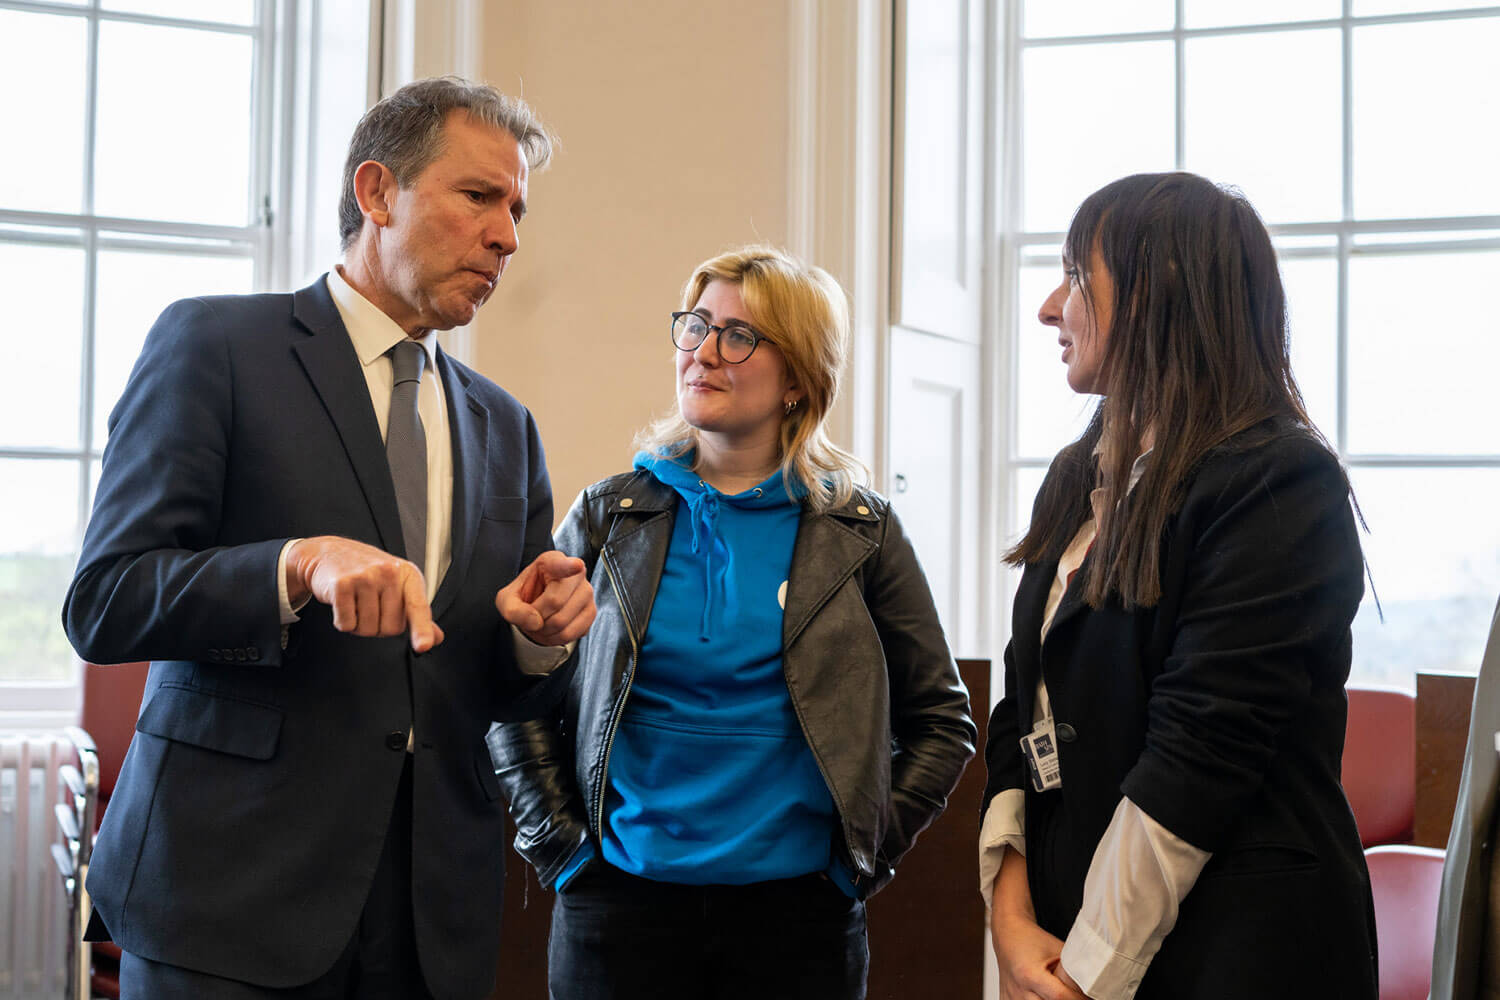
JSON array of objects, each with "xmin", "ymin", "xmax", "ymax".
[
  {"xmin": 994, "ymin": 0, "xmax": 1500, "ymax": 686},
  {"xmin": 0, "ymin": 0, "xmax": 288, "ymax": 724}
]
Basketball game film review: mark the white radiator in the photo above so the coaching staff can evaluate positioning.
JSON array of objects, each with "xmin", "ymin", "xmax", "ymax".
[{"xmin": 0, "ymin": 733, "xmax": 70, "ymax": 1000}]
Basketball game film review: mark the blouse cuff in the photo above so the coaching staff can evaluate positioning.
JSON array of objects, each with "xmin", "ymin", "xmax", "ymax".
[
  {"xmin": 977, "ymin": 788, "xmax": 1027, "ymax": 912},
  {"xmin": 1059, "ymin": 796, "xmax": 1211, "ymax": 1000},
  {"xmin": 1060, "ymin": 914, "xmax": 1150, "ymax": 1000}
]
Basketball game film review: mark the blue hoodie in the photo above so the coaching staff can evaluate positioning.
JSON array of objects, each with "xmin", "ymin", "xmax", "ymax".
[{"xmin": 590, "ymin": 451, "xmax": 840, "ymax": 885}]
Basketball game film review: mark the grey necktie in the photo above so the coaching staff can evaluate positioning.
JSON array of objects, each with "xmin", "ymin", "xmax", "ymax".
[{"xmin": 387, "ymin": 340, "xmax": 428, "ymax": 575}]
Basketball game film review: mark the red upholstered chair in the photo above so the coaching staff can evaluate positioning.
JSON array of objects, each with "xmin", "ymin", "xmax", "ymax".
[
  {"xmin": 1343, "ymin": 685, "xmax": 1417, "ymax": 847},
  {"xmin": 80, "ymin": 661, "xmax": 150, "ymax": 999},
  {"xmin": 1366, "ymin": 844, "xmax": 1446, "ymax": 1000}
]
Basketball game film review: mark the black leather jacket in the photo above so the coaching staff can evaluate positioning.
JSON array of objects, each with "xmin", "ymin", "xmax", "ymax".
[{"xmin": 490, "ymin": 470, "xmax": 975, "ymax": 897}]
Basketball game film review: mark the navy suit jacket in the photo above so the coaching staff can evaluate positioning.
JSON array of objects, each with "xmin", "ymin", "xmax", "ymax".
[{"xmin": 63, "ymin": 277, "xmax": 563, "ymax": 997}]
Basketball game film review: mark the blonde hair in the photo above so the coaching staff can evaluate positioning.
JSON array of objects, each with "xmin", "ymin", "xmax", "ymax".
[{"xmin": 635, "ymin": 244, "xmax": 865, "ymax": 512}]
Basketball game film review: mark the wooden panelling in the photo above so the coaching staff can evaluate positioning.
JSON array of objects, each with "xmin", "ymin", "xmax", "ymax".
[
  {"xmin": 1415, "ymin": 671, "xmax": 1478, "ymax": 849},
  {"xmin": 489, "ymin": 831, "xmax": 550, "ymax": 999},
  {"xmin": 866, "ymin": 656, "xmax": 988, "ymax": 1000}
]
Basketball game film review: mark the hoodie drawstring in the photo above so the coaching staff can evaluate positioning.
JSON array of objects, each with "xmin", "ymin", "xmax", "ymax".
[{"xmin": 684, "ymin": 487, "xmax": 723, "ymax": 641}]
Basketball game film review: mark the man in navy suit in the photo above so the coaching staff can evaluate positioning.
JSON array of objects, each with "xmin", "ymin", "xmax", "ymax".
[{"xmin": 63, "ymin": 77, "xmax": 595, "ymax": 999}]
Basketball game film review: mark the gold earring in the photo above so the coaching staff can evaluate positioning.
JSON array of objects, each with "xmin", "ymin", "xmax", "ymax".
[{"xmin": 784, "ymin": 399, "xmax": 798, "ymax": 415}]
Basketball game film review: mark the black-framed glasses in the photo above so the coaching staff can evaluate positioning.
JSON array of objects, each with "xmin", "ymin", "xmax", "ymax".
[{"xmin": 670, "ymin": 311, "xmax": 772, "ymax": 364}]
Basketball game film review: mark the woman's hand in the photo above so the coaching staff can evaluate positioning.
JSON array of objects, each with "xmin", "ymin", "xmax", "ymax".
[{"xmin": 990, "ymin": 847, "xmax": 1090, "ymax": 1000}]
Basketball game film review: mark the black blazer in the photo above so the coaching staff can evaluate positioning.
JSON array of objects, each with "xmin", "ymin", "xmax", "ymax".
[
  {"xmin": 983, "ymin": 426, "xmax": 1377, "ymax": 999},
  {"xmin": 63, "ymin": 278, "xmax": 563, "ymax": 997}
]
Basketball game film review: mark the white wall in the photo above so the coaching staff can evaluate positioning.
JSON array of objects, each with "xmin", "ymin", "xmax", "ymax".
[{"xmin": 471, "ymin": 1, "xmax": 794, "ymax": 512}]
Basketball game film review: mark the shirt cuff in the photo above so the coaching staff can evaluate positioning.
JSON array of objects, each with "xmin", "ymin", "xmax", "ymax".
[
  {"xmin": 1060, "ymin": 913, "xmax": 1150, "ymax": 1000},
  {"xmin": 978, "ymin": 788, "xmax": 1027, "ymax": 912},
  {"xmin": 511, "ymin": 627, "xmax": 575, "ymax": 675},
  {"xmin": 1059, "ymin": 796, "xmax": 1212, "ymax": 1000},
  {"xmin": 276, "ymin": 538, "xmax": 310, "ymax": 625}
]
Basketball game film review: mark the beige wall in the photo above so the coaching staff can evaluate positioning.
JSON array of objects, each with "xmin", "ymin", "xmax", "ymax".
[{"xmin": 471, "ymin": 1, "xmax": 793, "ymax": 513}]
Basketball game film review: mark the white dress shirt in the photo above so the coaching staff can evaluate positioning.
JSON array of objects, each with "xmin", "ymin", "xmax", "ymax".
[
  {"xmin": 979, "ymin": 452, "xmax": 1211, "ymax": 1000},
  {"xmin": 275, "ymin": 268, "xmax": 567, "ymax": 679}
]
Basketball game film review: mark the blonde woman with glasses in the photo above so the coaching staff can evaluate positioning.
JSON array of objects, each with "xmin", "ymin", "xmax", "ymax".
[{"xmin": 492, "ymin": 245, "xmax": 975, "ymax": 1000}]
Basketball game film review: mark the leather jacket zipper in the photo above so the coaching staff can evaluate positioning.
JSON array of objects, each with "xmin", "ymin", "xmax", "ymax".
[{"xmin": 592, "ymin": 552, "xmax": 639, "ymax": 834}]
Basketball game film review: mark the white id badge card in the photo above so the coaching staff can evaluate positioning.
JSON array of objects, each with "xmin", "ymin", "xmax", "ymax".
[{"xmin": 1020, "ymin": 717, "xmax": 1062, "ymax": 793}]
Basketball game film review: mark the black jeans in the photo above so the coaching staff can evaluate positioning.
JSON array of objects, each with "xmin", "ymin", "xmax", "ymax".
[{"xmin": 548, "ymin": 861, "xmax": 869, "ymax": 1000}]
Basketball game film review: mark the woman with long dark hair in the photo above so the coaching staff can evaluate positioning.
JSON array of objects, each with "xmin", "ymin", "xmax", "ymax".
[{"xmin": 980, "ymin": 173, "xmax": 1377, "ymax": 1000}]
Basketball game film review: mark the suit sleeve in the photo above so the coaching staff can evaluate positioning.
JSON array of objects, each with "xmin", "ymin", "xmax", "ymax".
[
  {"xmin": 865, "ymin": 501, "xmax": 978, "ymax": 877},
  {"xmin": 489, "ymin": 486, "xmax": 597, "ymax": 886},
  {"xmin": 62, "ymin": 298, "xmax": 287, "ymax": 667},
  {"xmin": 485, "ymin": 407, "xmax": 574, "ymax": 721},
  {"xmin": 1120, "ymin": 440, "xmax": 1363, "ymax": 851}
]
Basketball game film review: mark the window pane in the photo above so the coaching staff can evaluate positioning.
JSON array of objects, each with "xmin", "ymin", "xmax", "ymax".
[
  {"xmin": 1185, "ymin": 30, "xmax": 1342, "ymax": 224},
  {"xmin": 1185, "ymin": 0, "xmax": 1340, "ymax": 27},
  {"xmin": 93, "ymin": 250, "xmax": 255, "ymax": 444},
  {"xmin": 1353, "ymin": 17, "xmax": 1500, "ymax": 219},
  {"xmin": 1023, "ymin": 41, "xmax": 1176, "ymax": 232},
  {"xmin": 1279, "ymin": 255, "xmax": 1339, "ymax": 444},
  {"xmin": 1355, "ymin": 0, "xmax": 1498, "ymax": 13},
  {"xmin": 101, "ymin": 0, "xmax": 255, "ymax": 25},
  {"xmin": 1350, "ymin": 467, "xmax": 1500, "ymax": 687},
  {"xmin": 1012, "ymin": 466, "xmax": 1049, "ymax": 546},
  {"xmin": 1015, "ymin": 263, "xmax": 1098, "ymax": 459},
  {"xmin": 94, "ymin": 22, "xmax": 255, "ymax": 225},
  {"xmin": 1347, "ymin": 250, "xmax": 1500, "ymax": 455},
  {"xmin": 0, "ymin": 11, "xmax": 87, "ymax": 215},
  {"xmin": 1000, "ymin": 465, "xmax": 1051, "ymax": 656},
  {"xmin": 1024, "ymin": 0, "xmax": 1173, "ymax": 38},
  {"xmin": 0, "ymin": 241, "xmax": 86, "ymax": 450},
  {"xmin": 0, "ymin": 459, "xmax": 81, "ymax": 684}
]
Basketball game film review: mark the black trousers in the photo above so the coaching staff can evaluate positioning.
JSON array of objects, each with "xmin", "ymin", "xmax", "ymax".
[
  {"xmin": 548, "ymin": 861, "xmax": 869, "ymax": 1000},
  {"xmin": 120, "ymin": 757, "xmax": 433, "ymax": 1000}
]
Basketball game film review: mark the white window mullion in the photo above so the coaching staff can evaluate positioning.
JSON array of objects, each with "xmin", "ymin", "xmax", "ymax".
[
  {"xmin": 1174, "ymin": 0, "xmax": 1186, "ymax": 170},
  {"xmin": 78, "ymin": 0, "xmax": 101, "ymax": 548},
  {"xmin": 1337, "ymin": 0, "xmax": 1354, "ymax": 457}
]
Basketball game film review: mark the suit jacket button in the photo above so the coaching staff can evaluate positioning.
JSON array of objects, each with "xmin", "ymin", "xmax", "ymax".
[
  {"xmin": 385, "ymin": 731, "xmax": 407, "ymax": 751},
  {"xmin": 1055, "ymin": 722, "xmax": 1077, "ymax": 742}
]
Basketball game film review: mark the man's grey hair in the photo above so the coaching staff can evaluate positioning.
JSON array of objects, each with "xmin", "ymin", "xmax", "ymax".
[{"xmin": 338, "ymin": 76, "xmax": 556, "ymax": 250}]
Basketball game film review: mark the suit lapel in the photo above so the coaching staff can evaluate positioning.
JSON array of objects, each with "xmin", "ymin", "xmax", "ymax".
[
  {"xmin": 1046, "ymin": 558, "xmax": 1092, "ymax": 643},
  {"xmin": 782, "ymin": 503, "xmax": 878, "ymax": 649},
  {"xmin": 290, "ymin": 280, "xmax": 404, "ymax": 557},
  {"xmin": 432, "ymin": 348, "xmax": 486, "ymax": 619}
]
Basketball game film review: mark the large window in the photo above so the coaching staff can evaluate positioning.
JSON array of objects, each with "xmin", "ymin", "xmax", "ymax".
[
  {"xmin": 0, "ymin": 0, "xmax": 280, "ymax": 720},
  {"xmin": 1001, "ymin": 1, "xmax": 1500, "ymax": 687}
]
